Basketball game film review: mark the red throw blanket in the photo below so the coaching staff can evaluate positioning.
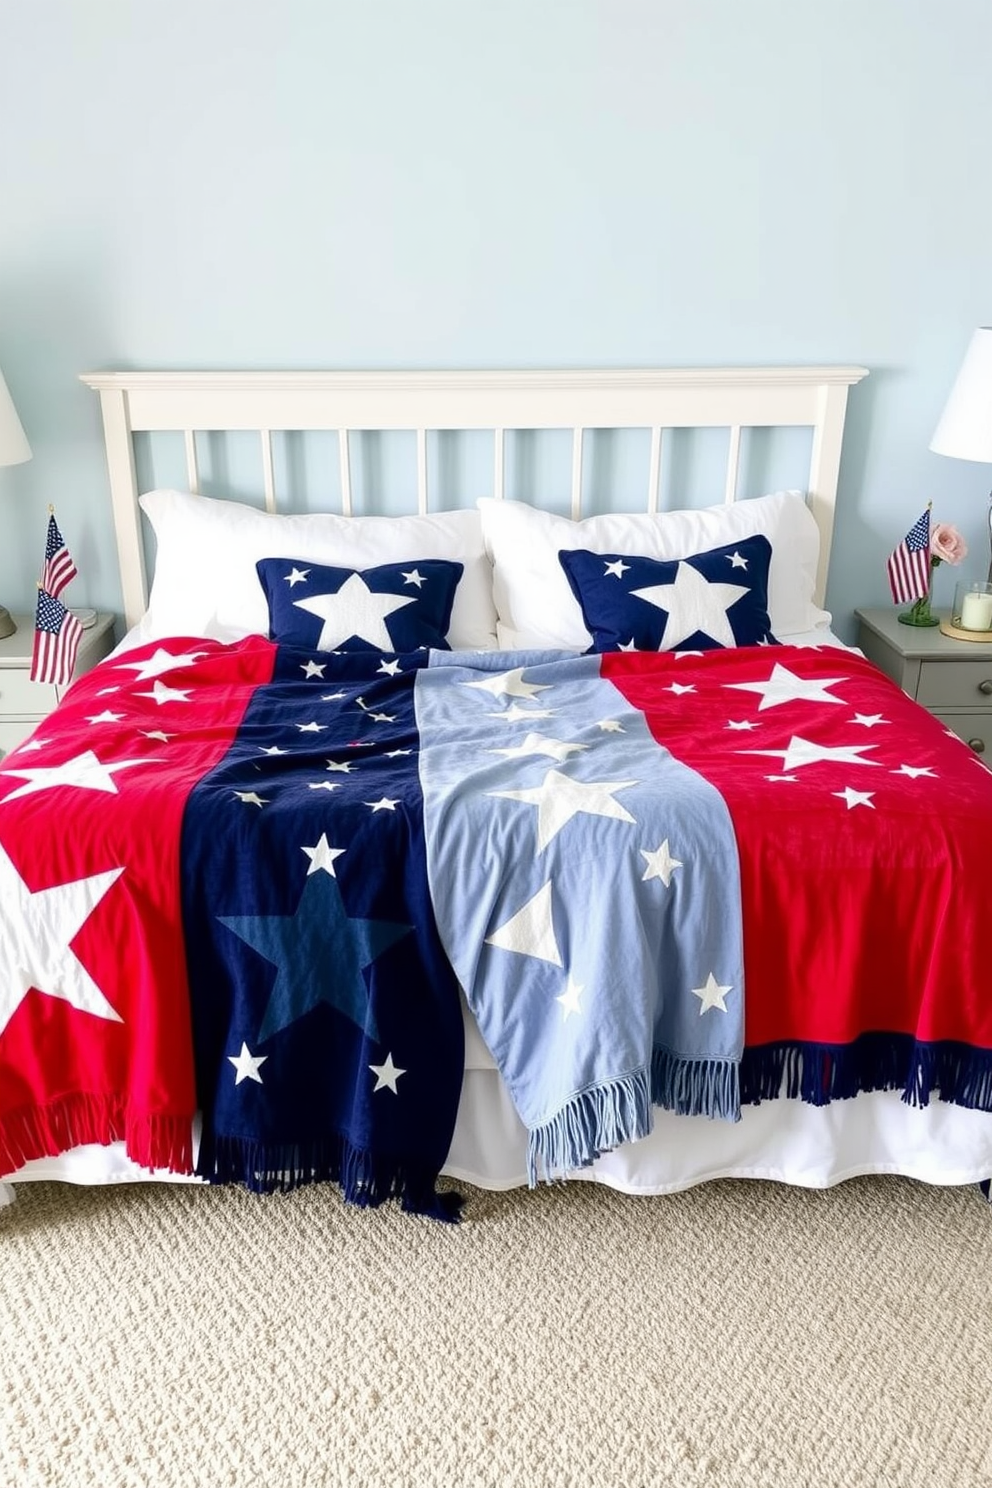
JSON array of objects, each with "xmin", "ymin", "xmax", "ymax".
[
  {"xmin": 0, "ymin": 636, "xmax": 275, "ymax": 1175},
  {"xmin": 605, "ymin": 646, "xmax": 992, "ymax": 1103}
]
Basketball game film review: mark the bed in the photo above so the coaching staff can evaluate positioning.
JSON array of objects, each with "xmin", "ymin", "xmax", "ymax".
[{"xmin": 4, "ymin": 363, "xmax": 992, "ymax": 1221}]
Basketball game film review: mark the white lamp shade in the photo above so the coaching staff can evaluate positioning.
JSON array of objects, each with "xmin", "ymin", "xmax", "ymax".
[
  {"xmin": 930, "ymin": 327, "xmax": 992, "ymax": 464},
  {"xmin": 0, "ymin": 370, "xmax": 31, "ymax": 467}
]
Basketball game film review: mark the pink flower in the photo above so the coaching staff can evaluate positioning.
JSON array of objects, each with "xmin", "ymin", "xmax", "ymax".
[{"xmin": 931, "ymin": 522, "xmax": 968, "ymax": 566}]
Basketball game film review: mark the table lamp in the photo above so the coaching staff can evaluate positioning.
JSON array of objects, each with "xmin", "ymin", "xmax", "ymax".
[
  {"xmin": 0, "ymin": 368, "xmax": 32, "ymax": 640},
  {"xmin": 930, "ymin": 327, "xmax": 992, "ymax": 583}
]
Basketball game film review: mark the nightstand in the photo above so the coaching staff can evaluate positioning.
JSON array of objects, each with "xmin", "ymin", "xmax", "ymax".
[
  {"xmin": 0, "ymin": 612, "xmax": 116, "ymax": 758},
  {"xmin": 855, "ymin": 606, "xmax": 992, "ymax": 759}
]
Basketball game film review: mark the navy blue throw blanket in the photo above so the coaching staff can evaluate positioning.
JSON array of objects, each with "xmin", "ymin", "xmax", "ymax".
[{"xmin": 181, "ymin": 645, "xmax": 465, "ymax": 1220}]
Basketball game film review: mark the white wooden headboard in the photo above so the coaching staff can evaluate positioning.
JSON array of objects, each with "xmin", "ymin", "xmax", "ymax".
[{"xmin": 79, "ymin": 367, "xmax": 868, "ymax": 631}]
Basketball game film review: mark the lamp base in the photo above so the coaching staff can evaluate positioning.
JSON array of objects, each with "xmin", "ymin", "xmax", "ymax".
[{"xmin": 0, "ymin": 606, "xmax": 15, "ymax": 640}]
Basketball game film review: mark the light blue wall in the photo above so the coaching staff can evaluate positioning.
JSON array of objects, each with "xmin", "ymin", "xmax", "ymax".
[{"xmin": 0, "ymin": 0, "xmax": 989, "ymax": 641}]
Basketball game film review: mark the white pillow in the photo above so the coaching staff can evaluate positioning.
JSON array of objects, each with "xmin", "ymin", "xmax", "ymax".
[
  {"xmin": 136, "ymin": 489, "xmax": 498, "ymax": 649},
  {"xmin": 478, "ymin": 492, "xmax": 829, "ymax": 649}
]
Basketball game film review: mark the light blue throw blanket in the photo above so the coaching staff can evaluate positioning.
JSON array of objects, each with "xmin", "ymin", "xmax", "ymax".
[{"xmin": 417, "ymin": 651, "xmax": 743, "ymax": 1184}]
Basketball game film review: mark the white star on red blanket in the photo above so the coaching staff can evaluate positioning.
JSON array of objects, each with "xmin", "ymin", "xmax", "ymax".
[
  {"xmin": 0, "ymin": 844, "xmax": 123, "ymax": 1038},
  {"xmin": 369, "ymin": 1053, "xmax": 406, "ymax": 1092},
  {"xmin": 114, "ymin": 648, "xmax": 208, "ymax": 682},
  {"xmin": 724, "ymin": 663, "xmax": 848, "ymax": 712},
  {"xmin": 136, "ymin": 680, "xmax": 192, "ymax": 706},
  {"xmin": 86, "ymin": 710, "xmax": 124, "ymax": 725},
  {"xmin": 742, "ymin": 736, "xmax": 881, "ymax": 772},
  {"xmin": 834, "ymin": 787, "xmax": 875, "ymax": 810},
  {"xmin": 491, "ymin": 769, "xmax": 638, "ymax": 852},
  {"xmin": 894, "ymin": 764, "xmax": 936, "ymax": 779},
  {"xmin": 0, "ymin": 750, "xmax": 159, "ymax": 803}
]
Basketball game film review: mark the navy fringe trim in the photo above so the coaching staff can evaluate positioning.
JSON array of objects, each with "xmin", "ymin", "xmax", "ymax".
[
  {"xmin": 196, "ymin": 1131, "xmax": 462, "ymax": 1222},
  {"xmin": 740, "ymin": 1034, "xmax": 992, "ymax": 1113}
]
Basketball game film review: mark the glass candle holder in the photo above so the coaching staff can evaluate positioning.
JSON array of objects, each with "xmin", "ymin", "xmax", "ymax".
[{"xmin": 952, "ymin": 580, "xmax": 992, "ymax": 634}]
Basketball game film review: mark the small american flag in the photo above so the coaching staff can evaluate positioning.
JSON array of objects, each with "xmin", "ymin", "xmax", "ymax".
[
  {"xmin": 30, "ymin": 586, "xmax": 83, "ymax": 687},
  {"xmin": 42, "ymin": 511, "xmax": 78, "ymax": 600},
  {"xmin": 886, "ymin": 508, "xmax": 932, "ymax": 606}
]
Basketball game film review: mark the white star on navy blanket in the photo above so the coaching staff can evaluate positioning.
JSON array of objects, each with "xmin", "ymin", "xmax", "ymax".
[
  {"xmin": 369, "ymin": 1053, "xmax": 406, "ymax": 1092},
  {"xmin": 0, "ymin": 843, "xmax": 123, "ymax": 1038},
  {"xmin": 228, "ymin": 1042, "xmax": 267, "ymax": 1085}
]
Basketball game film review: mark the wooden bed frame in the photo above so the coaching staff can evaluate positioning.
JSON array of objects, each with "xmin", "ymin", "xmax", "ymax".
[{"xmin": 79, "ymin": 366, "xmax": 868, "ymax": 629}]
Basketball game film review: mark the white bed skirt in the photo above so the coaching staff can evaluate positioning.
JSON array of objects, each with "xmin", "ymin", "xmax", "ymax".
[{"xmin": 5, "ymin": 1060, "xmax": 992, "ymax": 1209}]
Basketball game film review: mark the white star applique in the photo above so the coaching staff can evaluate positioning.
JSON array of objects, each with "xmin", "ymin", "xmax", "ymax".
[
  {"xmin": 724, "ymin": 664, "xmax": 848, "ymax": 712},
  {"xmin": 385, "ymin": 748, "xmax": 412, "ymax": 759},
  {"xmin": 556, "ymin": 976, "xmax": 584, "ymax": 1020},
  {"xmin": 86, "ymin": 710, "xmax": 124, "ymax": 725},
  {"xmin": 604, "ymin": 559, "xmax": 630, "ymax": 578},
  {"xmin": 228, "ymin": 1042, "xmax": 268, "ymax": 1085},
  {"xmin": 307, "ymin": 781, "xmax": 342, "ymax": 792},
  {"xmin": 378, "ymin": 659, "xmax": 402, "ymax": 676},
  {"xmin": 893, "ymin": 764, "xmax": 936, "ymax": 779},
  {"xmin": 321, "ymin": 691, "xmax": 348, "ymax": 702},
  {"xmin": 284, "ymin": 567, "xmax": 310, "ymax": 587},
  {"xmin": 326, "ymin": 761, "xmax": 355, "ymax": 773},
  {"xmin": 368, "ymin": 711, "xmax": 396, "ymax": 724},
  {"xmin": 0, "ymin": 750, "xmax": 158, "ymax": 804},
  {"xmin": 136, "ymin": 681, "xmax": 192, "ymax": 706},
  {"xmin": 365, "ymin": 797, "xmax": 399, "ymax": 812},
  {"xmin": 692, "ymin": 973, "xmax": 733, "ymax": 1015},
  {"xmin": 665, "ymin": 682, "xmax": 695, "ymax": 696},
  {"xmin": 0, "ymin": 844, "xmax": 124, "ymax": 1038},
  {"xmin": 834, "ymin": 787, "xmax": 875, "ymax": 809},
  {"xmin": 766, "ymin": 775, "xmax": 798, "ymax": 782},
  {"xmin": 490, "ymin": 769, "xmax": 638, "ymax": 852},
  {"xmin": 142, "ymin": 730, "xmax": 173, "ymax": 744},
  {"xmin": 632, "ymin": 562, "xmax": 749, "ymax": 649},
  {"xmin": 369, "ymin": 1053, "xmax": 406, "ymax": 1093},
  {"xmin": 852, "ymin": 714, "xmax": 887, "ymax": 728},
  {"xmin": 260, "ymin": 745, "xmax": 288, "ymax": 757},
  {"xmin": 489, "ymin": 733, "xmax": 588, "ymax": 764},
  {"xmin": 301, "ymin": 834, "xmax": 346, "ymax": 876},
  {"xmin": 301, "ymin": 660, "xmax": 326, "ymax": 679},
  {"xmin": 727, "ymin": 551, "xmax": 749, "ymax": 570},
  {"xmin": 234, "ymin": 791, "xmax": 268, "ymax": 807},
  {"xmin": 485, "ymin": 881, "xmax": 562, "ymax": 966},
  {"xmin": 114, "ymin": 648, "xmax": 208, "ymax": 682},
  {"xmin": 297, "ymin": 721, "xmax": 327, "ymax": 734},
  {"xmin": 640, "ymin": 840, "xmax": 683, "ymax": 887},
  {"xmin": 294, "ymin": 572, "xmax": 415, "ymax": 651},
  {"xmin": 401, "ymin": 569, "xmax": 426, "ymax": 589},
  {"xmin": 596, "ymin": 719, "xmax": 624, "ymax": 733},
  {"xmin": 465, "ymin": 667, "xmax": 551, "ymax": 700},
  {"xmin": 617, "ymin": 639, "xmax": 638, "ymax": 652},
  {"xmin": 95, "ymin": 686, "xmax": 120, "ymax": 696},
  {"xmin": 742, "ymin": 736, "xmax": 880, "ymax": 772},
  {"xmin": 725, "ymin": 720, "xmax": 758, "ymax": 732},
  {"xmin": 488, "ymin": 704, "xmax": 557, "ymax": 724},
  {"xmin": 11, "ymin": 737, "xmax": 51, "ymax": 754}
]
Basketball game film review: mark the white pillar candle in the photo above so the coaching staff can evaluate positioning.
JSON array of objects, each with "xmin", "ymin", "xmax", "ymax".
[{"xmin": 960, "ymin": 591, "xmax": 992, "ymax": 630}]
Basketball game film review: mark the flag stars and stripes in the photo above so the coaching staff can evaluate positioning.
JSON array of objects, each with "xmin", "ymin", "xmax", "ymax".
[
  {"xmin": 30, "ymin": 588, "xmax": 83, "ymax": 687},
  {"xmin": 887, "ymin": 508, "xmax": 932, "ymax": 606},
  {"xmin": 41, "ymin": 512, "xmax": 78, "ymax": 597}
]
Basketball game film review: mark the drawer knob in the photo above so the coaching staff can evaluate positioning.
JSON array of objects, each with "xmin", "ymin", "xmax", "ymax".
[
  {"xmin": 979, "ymin": 680, "xmax": 992, "ymax": 696},
  {"xmin": 968, "ymin": 738, "xmax": 986, "ymax": 754}
]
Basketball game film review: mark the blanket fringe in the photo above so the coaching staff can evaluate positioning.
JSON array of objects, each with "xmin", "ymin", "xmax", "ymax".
[
  {"xmin": 197, "ymin": 1131, "xmax": 462, "ymax": 1222},
  {"xmin": 527, "ymin": 1068, "xmax": 653, "ymax": 1186},
  {"xmin": 740, "ymin": 1035, "xmax": 992, "ymax": 1112},
  {"xmin": 0, "ymin": 1095, "xmax": 194, "ymax": 1177},
  {"xmin": 651, "ymin": 1047, "xmax": 741, "ymax": 1124}
]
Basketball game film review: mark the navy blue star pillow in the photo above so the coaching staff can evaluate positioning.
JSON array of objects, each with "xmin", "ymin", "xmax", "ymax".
[
  {"xmin": 256, "ymin": 556, "xmax": 464, "ymax": 653},
  {"xmin": 558, "ymin": 535, "xmax": 778, "ymax": 652}
]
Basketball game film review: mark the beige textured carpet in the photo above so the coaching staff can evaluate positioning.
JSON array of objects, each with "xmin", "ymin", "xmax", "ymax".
[{"xmin": 2, "ymin": 1176, "xmax": 991, "ymax": 1488}]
